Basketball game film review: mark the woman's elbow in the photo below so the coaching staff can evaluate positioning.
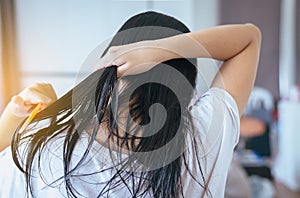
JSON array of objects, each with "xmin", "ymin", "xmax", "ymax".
[{"xmin": 245, "ymin": 23, "xmax": 262, "ymax": 43}]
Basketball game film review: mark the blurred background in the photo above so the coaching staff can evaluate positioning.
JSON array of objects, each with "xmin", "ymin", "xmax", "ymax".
[{"xmin": 0, "ymin": 0, "xmax": 299, "ymax": 197}]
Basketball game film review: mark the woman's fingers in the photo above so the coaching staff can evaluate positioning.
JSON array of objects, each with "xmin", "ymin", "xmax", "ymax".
[
  {"xmin": 21, "ymin": 83, "xmax": 57, "ymax": 104},
  {"xmin": 10, "ymin": 96, "xmax": 32, "ymax": 117},
  {"xmin": 12, "ymin": 95, "xmax": 24, "ymax": 106},
  {"xmin": 117, "ymin": 63, "xmax": 130, "ymax": 77},
  {"xmin": 22, "ymin": 89, "xmax": 53, "ymax": 105},
  {"xmin": 97, "ymin": 49, "xmax": 127, "ymax": 70},
  {"xmin": 9, "ymin": 83, "xmax": 57, "ymax": 117},
  {"xmin": 97, "ymin": 41, "xmax": 166, "ymax": 76}
]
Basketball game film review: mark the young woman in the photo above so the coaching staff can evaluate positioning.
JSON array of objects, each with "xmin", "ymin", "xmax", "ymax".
[{"xmin": 0, "ymin": 11, "xmax": 261, "ymax": 197}]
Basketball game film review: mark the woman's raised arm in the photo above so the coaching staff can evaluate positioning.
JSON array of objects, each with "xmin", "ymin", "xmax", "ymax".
[{"xmin": 98, "ymin": 24, "xmax": 261, "ymax": 116}]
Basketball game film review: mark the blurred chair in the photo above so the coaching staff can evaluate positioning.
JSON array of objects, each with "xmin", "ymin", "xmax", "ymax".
[{"xmin": 237, "ymin": 87, "xmax": 275, "ymax": 180}]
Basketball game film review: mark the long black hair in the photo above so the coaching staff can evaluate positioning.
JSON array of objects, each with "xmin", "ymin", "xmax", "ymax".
[{"xmin": 12, "ymin": 11, "xmax": 208, "ymax": 197}]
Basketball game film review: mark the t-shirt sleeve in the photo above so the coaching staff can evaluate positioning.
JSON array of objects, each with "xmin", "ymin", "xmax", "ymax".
[
  {"xmin": 189, "ymin": 87, "xmax": 240, "ymax": 154},
  {"xmin": 183, "ymin": 87, "xmax": 240, "ymax": 197}
]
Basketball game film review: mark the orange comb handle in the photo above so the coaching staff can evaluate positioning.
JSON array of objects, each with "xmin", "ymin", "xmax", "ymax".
[{"xmin": 18, "ymin": 102, "xmax": 42, "ymax": 134}]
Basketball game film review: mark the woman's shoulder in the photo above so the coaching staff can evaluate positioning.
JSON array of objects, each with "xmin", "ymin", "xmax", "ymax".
[
  {"xmin": 188, "ymin": 87, "xmax": 240, "ymax": 153},
  {"xmin": 182, "ymin": 88, "xmax": 241, "ymax": 196}
]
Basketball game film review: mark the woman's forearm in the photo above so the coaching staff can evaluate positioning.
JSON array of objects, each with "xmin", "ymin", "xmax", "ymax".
[
  {"xmin": 98, "ymin": 23, "xmax": 261, "ymax": 115},
  {"xmin": 157, "ymin": 23, "xmax": 261, "ymax": 115},
  {"xmin": 0, "ymin": 83, "xmax": 57, "ymax": 152},
  {"xmin": 158, "ymin": 24, "xmax": 261, "ymax": 62},
  {"xmin": 0, "ymin": 104, "xmax": 25, "ymax": 151}
]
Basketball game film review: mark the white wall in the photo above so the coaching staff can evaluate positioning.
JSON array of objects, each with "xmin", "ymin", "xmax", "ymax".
[
  {"xmin": 193, "ymin": 0, "xmax": 219, "ymax": 30},
  {"xmin": 15, "ymin": 0, "xmax": 220, "ymax": 97},
  {"xmin": 15, "ymin": 0, "xmax": 148, "ymax": 96},
  {"xmin": 192, "ymin": 0, "xmax": 220, "ymax": 94}
]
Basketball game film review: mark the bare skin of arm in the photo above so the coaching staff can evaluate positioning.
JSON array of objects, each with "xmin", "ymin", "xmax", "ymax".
[
  {"xmin": 98, "ymin": 24, "xmax": 261, "ymax": 117},
  {"xmin": 0, "ymin": 83, "xmax": 57, "ymax": 152}
]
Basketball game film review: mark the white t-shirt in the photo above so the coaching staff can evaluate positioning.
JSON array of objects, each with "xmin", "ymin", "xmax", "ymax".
[{"xmin": 0, "ymin": 88, "xmax": 240, "ymax": 197}]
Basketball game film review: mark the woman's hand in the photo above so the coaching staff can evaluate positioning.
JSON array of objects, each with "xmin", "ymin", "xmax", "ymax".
[
  {"xmin": 98, "ymin": 24, "xmax": 261, "ymax": 116},
  {"xmin": 0, "ymin": 83, "xmax": 57, "ymax": 151},
  {"xmin": 9, "ymin": 83, "xmax": 57, "ymax": 117},
  {"xmin": 97, "ymin": 40, "xmax": 175, "ymax": 77}
]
